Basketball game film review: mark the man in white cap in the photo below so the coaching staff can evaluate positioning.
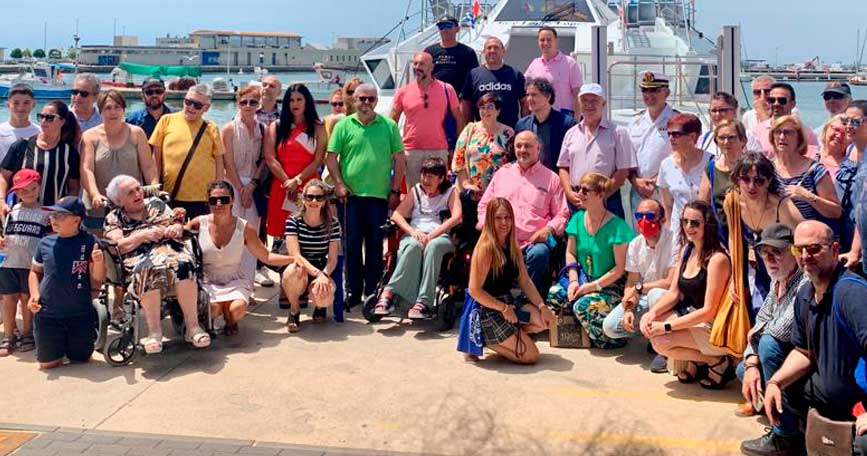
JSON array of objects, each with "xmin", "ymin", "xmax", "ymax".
[
  {"xmin": 627, "ymin": 72, "xmax": 677, "ymax": 214},
  {"xmin": 557, "ymin": 83, "xmax": 636, "ymax": 217}
]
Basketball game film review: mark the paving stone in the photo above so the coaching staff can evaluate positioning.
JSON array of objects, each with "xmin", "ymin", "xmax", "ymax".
[
  {"xmin": 279, "ymin": 449, "xmax": 327, "ymax": 456},
  {"xmin": 86, "ymin": 443, "xmax": 131, "ymax": 455},
  {"xmin": 19, "ymin": 437, "xmax": 53, "ymax": 449},
  {"xmin": 44, "ymin": 439, "xmax": 91, "ymax": 452},
  {"xmin": 10, "ymin": 449, "xmax": 58, "ymax": 456},
  {"xmin": 154, "ymin": 439, "xmax": 202, "ymax": 450},
  {"xmin": 236, "ymin": 446, "xmax": 284, "ymax": 455},
  {"xmin": 114, "ymin": 437, "xmax": 161, "ymax": 449},
  {"xmin": 197, "ymin": 441, "xmax": 246, "ymax": 453},
  {"xmin": 38, "ymin": 432, "xmax": 82, "ymax": 442},
  {"xmin": 77, "ymin": 434, "xmax": 123, "ymax": 445},
  {"xmin": 125, "ymin": 447, "xmax": 173, "ymax": 456}
]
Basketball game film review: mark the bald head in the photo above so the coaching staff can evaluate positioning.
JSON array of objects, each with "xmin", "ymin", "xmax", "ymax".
[
  {"xmin": 794, "ymin": 220, "xmax": 835, "ymax": 244},
  {"xmin": 483, "ymin": 37, "xmax": 505, "ymax": 68},
  {"xmin": 794, "ymin": 220, "xmax": 838, "ymax": 280},
  {"xmin": 412, "ymin": 52, "xmax": 434, "ymax": 81},
  {"xmin": 514, "ymin": 130, "xmax": 541, "ymax": 169}
]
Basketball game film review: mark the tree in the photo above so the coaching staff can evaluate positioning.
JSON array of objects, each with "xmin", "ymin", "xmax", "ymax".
[
  {"xmin": 66, "ymin": 47, "xmax": 77, "ymax": 60},
  {"xmin": 48, "ymin": 49, "xmax": 62, "ymax": 59},
  {"xmin": 32, "ymin": 49, "xmax": 45, "ymax": 58},
  {"xmin": 21, "ymin": 48, "xmax": 31, "ymax": 58},
  {"xmin": 9, "ymin": 48, "xmax": 21, "ymax": 59}
]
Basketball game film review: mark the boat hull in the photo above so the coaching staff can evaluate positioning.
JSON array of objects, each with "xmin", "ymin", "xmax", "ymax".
[{"xmin": 0, "ymin": 83, "xmax": 72, "ymax": 99}]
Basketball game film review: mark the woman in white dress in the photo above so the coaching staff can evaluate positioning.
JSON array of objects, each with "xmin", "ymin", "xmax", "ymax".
[{"xmin": 186, "ymin": 180, "xmax": 294, "ymax": 336}]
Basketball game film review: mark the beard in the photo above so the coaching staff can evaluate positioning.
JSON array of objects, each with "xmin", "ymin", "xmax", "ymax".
[{"xmin": 146, "ymin": 98, "xmax": 164, "ymax": 110}]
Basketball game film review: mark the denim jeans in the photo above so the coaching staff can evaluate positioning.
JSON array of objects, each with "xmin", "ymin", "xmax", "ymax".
[
  {"xmin": 734, "ymin": 334, "xmax": 797, "ymax": 437},
  {"xmin": 338, "ymin": 196, "xmax": 389, "ymax": 302},
  {"xmin": 523, "ymin": 242, "xmax": 551, "ymax": 295},
  {"xmin": 602, "ymin": 288, "xmax": 666, "ymax": 339}
]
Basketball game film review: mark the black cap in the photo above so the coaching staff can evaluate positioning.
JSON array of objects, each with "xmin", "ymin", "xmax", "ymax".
[
  {"xmin": 142, "ymin": 77, "xmax": 165, "ymax": 90},
  {"xmin": 43, "ymin": 196, "xmax": 86, "ymax": 218},
  {"xmin": 436, "ymin": 14, "xmax": 459, "ymax": 26},
  {"xmin": 757, "ymin": 223, "xmax": 794, "ymax": 249},
  {"xmin": 822, "ymin": 81, "xmax": 851, "ymax": 98}
]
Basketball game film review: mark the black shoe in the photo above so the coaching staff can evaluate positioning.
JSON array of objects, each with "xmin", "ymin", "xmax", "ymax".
[{"xmin": 740, "ymin": 429, "xmax": 805, "ymax": 456}]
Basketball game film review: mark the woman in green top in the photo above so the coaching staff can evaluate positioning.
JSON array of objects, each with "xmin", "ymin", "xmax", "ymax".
[
  {"xmin": 697, "ymin": 119, "xmax": 748, "ymax": 240},
  {"xmin": 566, "ymin": 173, "xmax": 635, "ymax": 349}
]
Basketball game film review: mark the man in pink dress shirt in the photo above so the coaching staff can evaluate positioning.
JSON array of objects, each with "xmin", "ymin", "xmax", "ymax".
[
  {"xmin": 524, "ymin": 27, "xmax": 583, "ymax": 117},
  {"xmin": 477, "ymin": 130, "xmax": 570, "ymax": 293},
  {"xmin": 751, "ymin": 82, "xmax": 818, "ymax": 158}
]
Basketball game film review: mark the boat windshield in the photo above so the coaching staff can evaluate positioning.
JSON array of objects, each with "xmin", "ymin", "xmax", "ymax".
[{"xmin": 495, "ymin": 0, "xmax": 595, "ymax": 22}]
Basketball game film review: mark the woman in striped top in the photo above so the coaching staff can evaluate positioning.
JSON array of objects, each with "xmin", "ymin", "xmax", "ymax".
[{"xmin": 281, "ymin": 179, "xmax": 341, "ymax": 332}]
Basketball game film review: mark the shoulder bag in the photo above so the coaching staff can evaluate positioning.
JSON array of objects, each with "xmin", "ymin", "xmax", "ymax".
[{"xmin": 169, "ymin": 121, "xmax": 208, "ymax": 201}]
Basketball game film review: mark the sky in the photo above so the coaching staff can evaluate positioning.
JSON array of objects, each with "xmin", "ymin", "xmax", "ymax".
[{"xmin": 2, "ymin": 0, "xmax": 865, "ymax": 66}]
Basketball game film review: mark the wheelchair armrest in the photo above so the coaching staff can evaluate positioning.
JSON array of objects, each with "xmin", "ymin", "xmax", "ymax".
[{"xmin": 380, "ymin": 221, "xmax": 398, "ymax": 236}]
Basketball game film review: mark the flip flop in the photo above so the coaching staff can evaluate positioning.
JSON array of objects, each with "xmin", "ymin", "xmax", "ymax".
[
  {"xmin": 184, "ymin": 328, "xmax": 211, "ymax": 348},
  {"xmin": 140, "ymin": 335, "xmax": 163, "ymax": 354}
]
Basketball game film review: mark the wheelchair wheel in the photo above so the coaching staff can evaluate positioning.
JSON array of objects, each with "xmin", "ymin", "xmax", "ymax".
[
  {"xmin": 436, "ymin": 290, "xmax": 459, "ymax": 332},
  {"xmin": 361, "ymin": 294, "xmax": 383, "ymax": 323},
  {"xmin": 103, "ymin": 330, "xmax": 138, "ymax": 367},
  {"xmin": 93, "ymin": 299, "xmax": 110, "ymax": 354}
]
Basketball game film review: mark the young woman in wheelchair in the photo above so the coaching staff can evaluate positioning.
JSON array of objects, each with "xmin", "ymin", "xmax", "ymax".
[{"xmin": 373, "ymin": 157, "xmax": 462, "ymax": 319}]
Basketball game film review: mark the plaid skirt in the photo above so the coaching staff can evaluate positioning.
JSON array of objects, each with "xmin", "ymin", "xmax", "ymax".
[{"xmin": 477, "ymin": 293, "xmax": 524, "ymax": 346}]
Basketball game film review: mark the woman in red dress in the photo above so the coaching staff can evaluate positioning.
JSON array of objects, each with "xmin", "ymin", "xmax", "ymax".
[{"xmin": 264, "ymin": 83, "xmax": 327, "ymax": 237}]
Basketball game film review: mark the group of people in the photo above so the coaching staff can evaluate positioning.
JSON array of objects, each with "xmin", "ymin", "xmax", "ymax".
[{"xmin": 0, "ymin": 16, "xmax": 865, "ymax": 455}]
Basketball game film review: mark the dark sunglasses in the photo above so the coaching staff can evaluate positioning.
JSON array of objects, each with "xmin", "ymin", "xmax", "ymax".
[
  {"xmin": 634, "ymin": 211, "xmax": 657, "ymax": 222},
  {"xmin": 791, "ymin": 243, "xmax": 830, "ymax": 258},
  {"xmin": 823, "ymin": 92, "xmax": 847, "ymax": 101},
  {"xmin": 767, "ymin": 96, "xmax": 789, "ymax": 105},
  {"xmin": 143, "ymin": 88, "xmax": 165, "ymax": 96},
  {"xmin": 842, "ymin": 117, "xmax": 865, "ymax": 128},
  {"xmin": 71, "ymin": 89, "xmax": 91, "ymax": 97},
  {"xmin": 738, "ymin": 175, "xmax": 768, "ymax": 186},
  {"xmin": 752, "ymin": 88, "xmax": 771, "ymax": 97},
  {"xmin": 208, "ymin": 195, "xmax": 232, "ymax": 206},
  {"xmin": 667, "ymin": 130, "xmax": 688, "ymax": 137},
  {"xmin": 357, "ymin": 96, "xmax": 376, "ymax": 103},
  {"xmin": 303, "ymin": 193, "xmax": 326, "ymax": 202},
  {"xmin": 640, "ymin": 87, "xmax": 661, "ymax": 94},
  {"xmin": 681, "ymin": 218, "xmax": 702, "ymax": 229},
  {"xmin": 36, "ymin": 113, "xmax": 57, "ymax": 122},
  {"xmin": 436, "ymin": 22, "xmax": 457, "ymax": 31},
  {"xmin": 757, "ymin": 245, "xmax": 784, "ymax": 258},
  {"xmin": 330, "ymin": 101, "xmax": 344, "ymax": 107},
  {"xmin": 573, "ymin": 185, "xmax": 597, "ymax": 194},
  {"xmin": 183, "ymin": 98, "xmax": 206, "ymax": 110},
  {"xmin": 709, "ymin": 107, "xmax": 734, "ymax": 115},
  {"xmin": 238, "ymin": 99, "xmax": 259, "ymax": 107},
  {"xmin": 345, "ymin": 89, "xmax": 355, "ymax": 96},
  {"xmin": 423, "ymin": 93, "xmax": 429, "ymax": 109}
]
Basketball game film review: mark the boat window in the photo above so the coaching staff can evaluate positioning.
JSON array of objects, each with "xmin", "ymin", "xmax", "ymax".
[
  {"xmin": 33, "ymin": 68, "xmax": 49, "ymax": 78},
  {"xmin": 495, "ymin": 0, "xmax": 595, "ymax": 22},
  {"xmin": 363, "ymin": 58, "xmax": 394, "ymax": 90}
]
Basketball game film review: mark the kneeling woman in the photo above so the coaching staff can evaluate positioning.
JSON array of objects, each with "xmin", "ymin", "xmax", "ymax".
[
  {"xmin": 640, "ymin": 200, "xmax": 734, "ymax": 388},
  {"xmin": 374, "ymin": 158, "xmax": 462, "ymax": 318},
  {"xmin": 186, "ymin": 181, "xmax": 295, "ymax": 336},
  {"xmin": 281, "ymin": 180, "xmax": 341, "ymax": 332},
  {"xmin": 465, "ymin": 197, "xmax": 555, "ymax": 364}
]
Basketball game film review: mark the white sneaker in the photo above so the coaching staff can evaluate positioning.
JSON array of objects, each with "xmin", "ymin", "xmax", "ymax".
[{"xmin": 255, "ymin": 268, "xmax": 275, "ymax": 287}]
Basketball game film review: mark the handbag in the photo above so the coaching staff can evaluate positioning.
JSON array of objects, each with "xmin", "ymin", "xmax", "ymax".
[
  {"xmin": 169, "ymin": 121, "xmax": 208, "ymax": 201},
  {"xmin": 711, "ymin": 191, "xmax": 750, "ymax": 357},
  {"xmin": 442, "ymin": 82, "xmax": 458, "ymax": 150},
  {"xmin": 456, "ymin": 293, "xmax": 484, "ymax": 356},
  {"xmin": 547, "ymin": 262, "xmax": 591, "ymax": 348},
  {"xmin": 805, "ymin": 408, "xmax": 855, "ymax": 456},
  {"xmin": 252, "ymin": 122, "xmax": 270, "ymax": 216}
]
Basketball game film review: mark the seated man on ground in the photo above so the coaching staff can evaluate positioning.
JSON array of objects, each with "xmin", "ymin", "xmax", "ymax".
[
  {"xmin": 28, "ymin": 197, "xmax": 106, "ymax": 369},
  {"xmin": 602, "ymin": 197, "xmax": 675, "ymax": 372},
  {"xmin": 477, "ymin": 130, "xmax": 569, "ymax": 293}
]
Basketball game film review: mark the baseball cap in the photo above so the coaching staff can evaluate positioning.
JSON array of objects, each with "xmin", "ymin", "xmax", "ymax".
[
  {"xmin": 43, "ymin": 196, "xmax": 86, "ymax": 218},
  {"xmin": 639, "ymin": 71, "xmax": 669, "ymax": 89},
  {"xmin": 142, "ymin": 77, "xmax": 165, "ymax": 90},
  {"xmin": 9, "ymin": 169, "xmax": 40, "ymax": 192},
  {"xmin": 822, "ymin": 81, "xmax": 851, "ymax": 98},
  {"xmin": 756, "ymin": 223, "xmax": 794, "ymax": 249},
  {"xmin": 436, "ymin": 15, "xmax": 459, "ymax": 26},
  {"xmin": 578, "ymin": 83, "xmax": 605, "ymax": 99}
]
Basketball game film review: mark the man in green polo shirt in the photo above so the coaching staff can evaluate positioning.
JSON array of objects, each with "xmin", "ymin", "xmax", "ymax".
[{"xmin": 326, "ymin": 83, "xmax": 405, "ymax": 307}]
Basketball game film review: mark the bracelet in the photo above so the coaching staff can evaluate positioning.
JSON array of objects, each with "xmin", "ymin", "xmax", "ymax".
[
  {"xmin": 766, "ymin": 379, "xmax": 782, "ymax": 388},
  {"xmin": 593, "ymin": 281, "xmax": 602, "ymax": 292},
  {"xmin": 569, "ymin": 279, "xmax": 579, "ymax": 284}
]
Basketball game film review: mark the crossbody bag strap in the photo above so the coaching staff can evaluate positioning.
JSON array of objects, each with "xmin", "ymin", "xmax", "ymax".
[
  {"xmin": 170, "ymin": 121, "xmax": 209, "ymax": 201},
  {"xmin": 833, "ymin": 276, "xmax": 867, "ymax": 356}
]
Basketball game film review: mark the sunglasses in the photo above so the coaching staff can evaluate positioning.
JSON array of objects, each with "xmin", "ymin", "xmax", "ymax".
[
  {"xmin": 791, "ymin": 243, "xmax": 830, "ymax": 258},
  {"xmin": 71, "ymin": 89, "xmax": 92, "ymax": 97},
  {"xmin": 36, "ymin": 113, "xmax": 57, "ymax": 122},
  {"xmin": 752, "ymin": 88, "xmax": 771, "ymax": 97},
  {"xmin": 437, "ymin": 22, "xmax": 456, "ymax": 31},
  {"xmin": 238, "ymin": 99, "xmax": 259, "ymax": 107},
  {"xmin": 208, "ymin": 195, "xmax": 232, "ymax": 206},
  {"xmin": 303, "ymin": 193, "xmax": 326, "ymax": 202},
  {"xmin": 357, "ymin": 96, "xmax": 376, "ymax": 103},
  {"xmin": 183, "ymin": 98, "xmax": 206, "ymax": 110},
  {"xmin": 667, "ymin": 130, "xmax": 688, "ymax": 137},
  {"xmin": 634, "ymin": 211, "xmax": 657, "ymax": 222},
  {"xmin": 738, "ymin": 175, "xmax": 768, "ymax": 186},
  {"xmin": 681, "ymin": 218, "xmax": 702, "ymax": 229},
  {"xmin": 823, "ymin": 92, "xmax": 847, "ymax": 101},
  {"xmin": 709, "ymin": 107, "xmax": 734, "ymax": 115},
  {"xmin": 330, "ymin": 101, "xmax": 344, "ymax": 108},
  {"xmin": 345, "ymin": 89, "xmax": 355, "ymax": 96},
  {"xmin": 758, "ymin": 245, "xmax": 784, "ymax": 259},
  {"xmin": 767, "ymin": 97, "xmax": 789, "ymax": 105},
  {"xmin": 574, "ymin": 185, "xmax": 598, "ymax": 194},
  {"xmin": 423, "ymin": 93, "xmax": 429, "ymax": 109},
  {"xmin": 143, "ymin": 88, "xmax": 165, "ymax": 96},
  {"xmin": 640, "ymin": 87, "xmax": 662, "ymax": 94},
  {"xmin": 774, "ymin": 128, "xmax": 798, "ymax": 137},
  {"xmin": 842, "ymin": 117, "xmax": 865, "ymax": 127}
]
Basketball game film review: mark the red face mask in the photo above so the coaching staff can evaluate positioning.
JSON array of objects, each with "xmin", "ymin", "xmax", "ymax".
[{"xmin": 637, "ymin": 218, "xmax": 661, "ymax": 239}]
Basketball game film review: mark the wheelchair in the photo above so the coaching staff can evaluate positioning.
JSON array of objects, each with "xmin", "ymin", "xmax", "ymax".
[
  {"xmin": 93, "ymin": 224, "xmax": 213, "ymax": 367},
  {"xmin": 360, "ymin": 218, "xmax": 473, "ymax": 331}
]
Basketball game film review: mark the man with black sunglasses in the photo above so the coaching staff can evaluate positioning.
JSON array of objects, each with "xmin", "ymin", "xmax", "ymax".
[
  {"xmin": 70, "ymin": 73, "xmax": 102, "ymax": 134},
  {"xmin": 751, "ymin": 82, "xmax": 818, "ymax": 158},
  {"xmin": 424, "ymin": 15, "xmax": 478, "ymax": 96},
  {"xmin": 126, "ymin": 78, "xmax": 174, "ymax": 139},
  {"xmin": 743, "ymin": 75, "xmax": 775, "ymax": 131}
]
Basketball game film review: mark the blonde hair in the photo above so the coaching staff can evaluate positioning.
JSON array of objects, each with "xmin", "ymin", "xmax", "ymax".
[
  {"xmin": 579, "ymin": 172, "xmax": 615, "ymax": 196},
  {"xmin": 819, "ymin": 114, "xmax": 847, "ymax": 151},
  {"xmin": 474, "ymin": 197, "xmax": 522, "ymax": 279},
  {"xmin": 342, "ymin": 77, "xmax": 363, "ymax": 115},
  {"xmin": 769, "ymin": 115, "xmax": 808, "ymax": 156}
]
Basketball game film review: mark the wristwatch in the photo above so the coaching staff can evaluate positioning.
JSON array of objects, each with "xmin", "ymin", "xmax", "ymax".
[
  {"xmin": 663, "ymin": 322, "xmax": 672, "ymax": 334},
  {"xmin": 634, "ymin": 281, "xmax": 644, "ymax": 296}
]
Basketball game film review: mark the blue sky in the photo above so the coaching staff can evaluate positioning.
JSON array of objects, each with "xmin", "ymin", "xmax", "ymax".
[{"xmin": 3, "ymin": 0, "xmax": 865, "ymax": 65}]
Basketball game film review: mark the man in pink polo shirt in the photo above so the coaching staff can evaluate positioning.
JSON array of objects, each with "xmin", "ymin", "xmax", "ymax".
[
  {"xmin": 477, "ymin": 130, "xmax": 569, "ymax": 293},
  {"xmin": 391, "ymin": 52, "xmax": 463, "ymax": 187},
  {"xmin": 524, "ymin": 26, "xmax": 583, "ymax": 117},
  {"xmin": 751, "ymin": 82, "xmax": 818, "ymax": 159}
]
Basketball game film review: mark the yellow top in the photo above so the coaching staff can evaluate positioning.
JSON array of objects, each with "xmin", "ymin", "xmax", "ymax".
[{"xmin": 150, "ymin": 112, "xmax": 224, "ymax": 202}]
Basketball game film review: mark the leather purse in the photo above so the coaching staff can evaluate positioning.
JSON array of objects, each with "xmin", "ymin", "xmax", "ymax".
[{"xmin": 805, "ymin": 408, "xmax": 854, "ymax": 456}]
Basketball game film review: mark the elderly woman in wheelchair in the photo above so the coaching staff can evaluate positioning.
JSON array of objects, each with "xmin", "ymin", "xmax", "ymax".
[{"xmin": 103, "ymin": 174, "xmax": 210, "ymax": 353}]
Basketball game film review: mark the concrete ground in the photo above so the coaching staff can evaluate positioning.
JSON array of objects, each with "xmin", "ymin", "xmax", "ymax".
[{"xmin": 0, "ymin": 281, "xmax": 766, "ymax": 456}]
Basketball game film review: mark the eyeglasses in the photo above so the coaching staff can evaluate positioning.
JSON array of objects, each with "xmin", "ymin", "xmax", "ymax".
[
  {"xmin": 436, "ymin": 22, "xmax": 456, "ymax": 31},
  {"xmin": 634, "ymin": 211, "xmax": 657, "ymax": 222},
  {"xmin": 574, "ymin": 185, "xmax": 597, "ymax": 194},
  {"xmin": 238, "ymin": 99, "xmax": 259, "ymax": 107},
  {"xmin": 330, "ymin": 101, "xmax": 344, "ymax": 108},
  {"xmin": 791, "ymin": 243, "xmax": 830, "ymax": 258},
  {"xmin": 71, "ymin": 89, "xmax": 91, "ymax": 98},
  {"xmin": 303, "ymin": 194, "xmax": 326, "ymax": 202},
  {"xmin": 774, "ymin": 128, "xmax": 798, "ymax": 137},
  {"xmin": 842, "ymin": 117, "xmax": 865, "ymax": 127},
  {"xmin": 752, "ymin": 88, "xmax": 771, "ymax": 97},
  {"xmin": 36, "ymin": 113, "xmax": 57, "ymax": 122},
  {"xmin": 208, "ymin": 195, "xmax": 231, "ymax": 206},
  {"xmin": 823, "ymin": 92, "xmax": 848, "ymax": 101},
  {"xmin": 757, "ymin": 245, "xmax": 784, "ymax": 259},
  {"xmin": 183, "ymin": 98, "xmax": 206, "ymax": 110},
  {"xmin": 667, "ymin": 130, "xmax": 688, "ymax": 138},
  {"xmin": 767, "ymin": 97, "xmax": 789, "ymax": 105},
  {"xmin": 143, "ymin": 88, "xmax": 165, "ymax": 96},
  {"xmin": 738, "ymin": 175, "xmax": 768, "ymax": 186},
  {"xmin": 640, "ymin": 87, "xmax": 662, "ymax": 94},
  {"xmin": 716, "ymin": 134, "xmax": 740, "ymax": 143},
  {"xmin": 680, "ymin": 218, "xmax": 702, "ymax": 229},
  {"xmin": 357, "ymin": 96, "xmax": 376, "ymax": 104},
  {"xmin": 478, "ymin": 103, "xmax": 497, "ymax": 112},
  {"xmin": 709, "ymin": 107, "xmax": 734, "ymax": 115}
]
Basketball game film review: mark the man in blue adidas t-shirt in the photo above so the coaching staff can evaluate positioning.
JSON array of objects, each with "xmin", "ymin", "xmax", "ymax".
[{"xmin": 28, "ymin": 196, "xmax": 105, "ymax": 370}]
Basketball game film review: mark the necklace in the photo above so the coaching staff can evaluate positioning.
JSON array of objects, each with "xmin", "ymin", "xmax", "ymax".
[
  {"xmin": 585, "ymin": 210, "xmax": 608, "ymax": 236},
  {"xmin": 742, "ymin": 196, "xmax": 770, "ymax": 242}
]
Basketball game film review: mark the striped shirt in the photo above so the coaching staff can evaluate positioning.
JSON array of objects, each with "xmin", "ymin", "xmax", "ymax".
[
  {"xmin": 284, "ymin": 215, "xmax": 341, "ymax": 270},
  {"xmin": 776, "ymin": 162, "xmax": 827, "ymax": 221},
  {"xmin": 744, "ymin": 270, "xmax": 808, "ymax": 358},
  {"xmin": 1, "ymin": 136, "xmax": 79, "ymax": 206}
]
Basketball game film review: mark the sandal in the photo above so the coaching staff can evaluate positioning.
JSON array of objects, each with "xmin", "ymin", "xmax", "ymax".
[
  {"xmin": 374, "ymin": 295, "xmax": 393, "ymax": 316},
  {"xmin": 18, "ymin": 334, "xmax": 35, "ymax": 352},
  {"xmin": 223, "ymin": 323, "xmax": 239, "ymax": 337},
  {"xmin": 287, "ymin": 312, "xmax": 301, "ymax": 333},
  {"xmin": 700, "ymin": 356, "xmax": 735, "ymax": 389},
  {"xmin": 676, "ymin": 361, "xmax": 708, "ymax": 384},
  {"xmin": 0, "ymin": 336, "xmax": 15, "ymax": 357},
  {"xmin": 184, "ymin": 328, "xmax": 211, "ymax": 348},
  {"xmin": 408, "ymin": 302, "xmax": 428, "ymax": 319},
  {"xmin": 312, "ymin": 307, "xmax": 327, "ymax": 324},
  {"xmin": 140, "ymin": 335, "xmax": 163, "ymax": 354}
]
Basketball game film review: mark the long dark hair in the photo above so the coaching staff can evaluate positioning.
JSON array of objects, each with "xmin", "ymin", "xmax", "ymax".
[
  {"xmin": 679, "ymin": 200, "xmax": 726, "ymax": 265},
  {"xmin": 45, "ymin": 100, "xmax": 80, "ymax": 146},
  {"xmin": 276, "ymin": 83, "xmax": 319, "ymax": 146},
  {"xmin": 731, "ymin": 152, "xmax": 780, "ymax": 195}
]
